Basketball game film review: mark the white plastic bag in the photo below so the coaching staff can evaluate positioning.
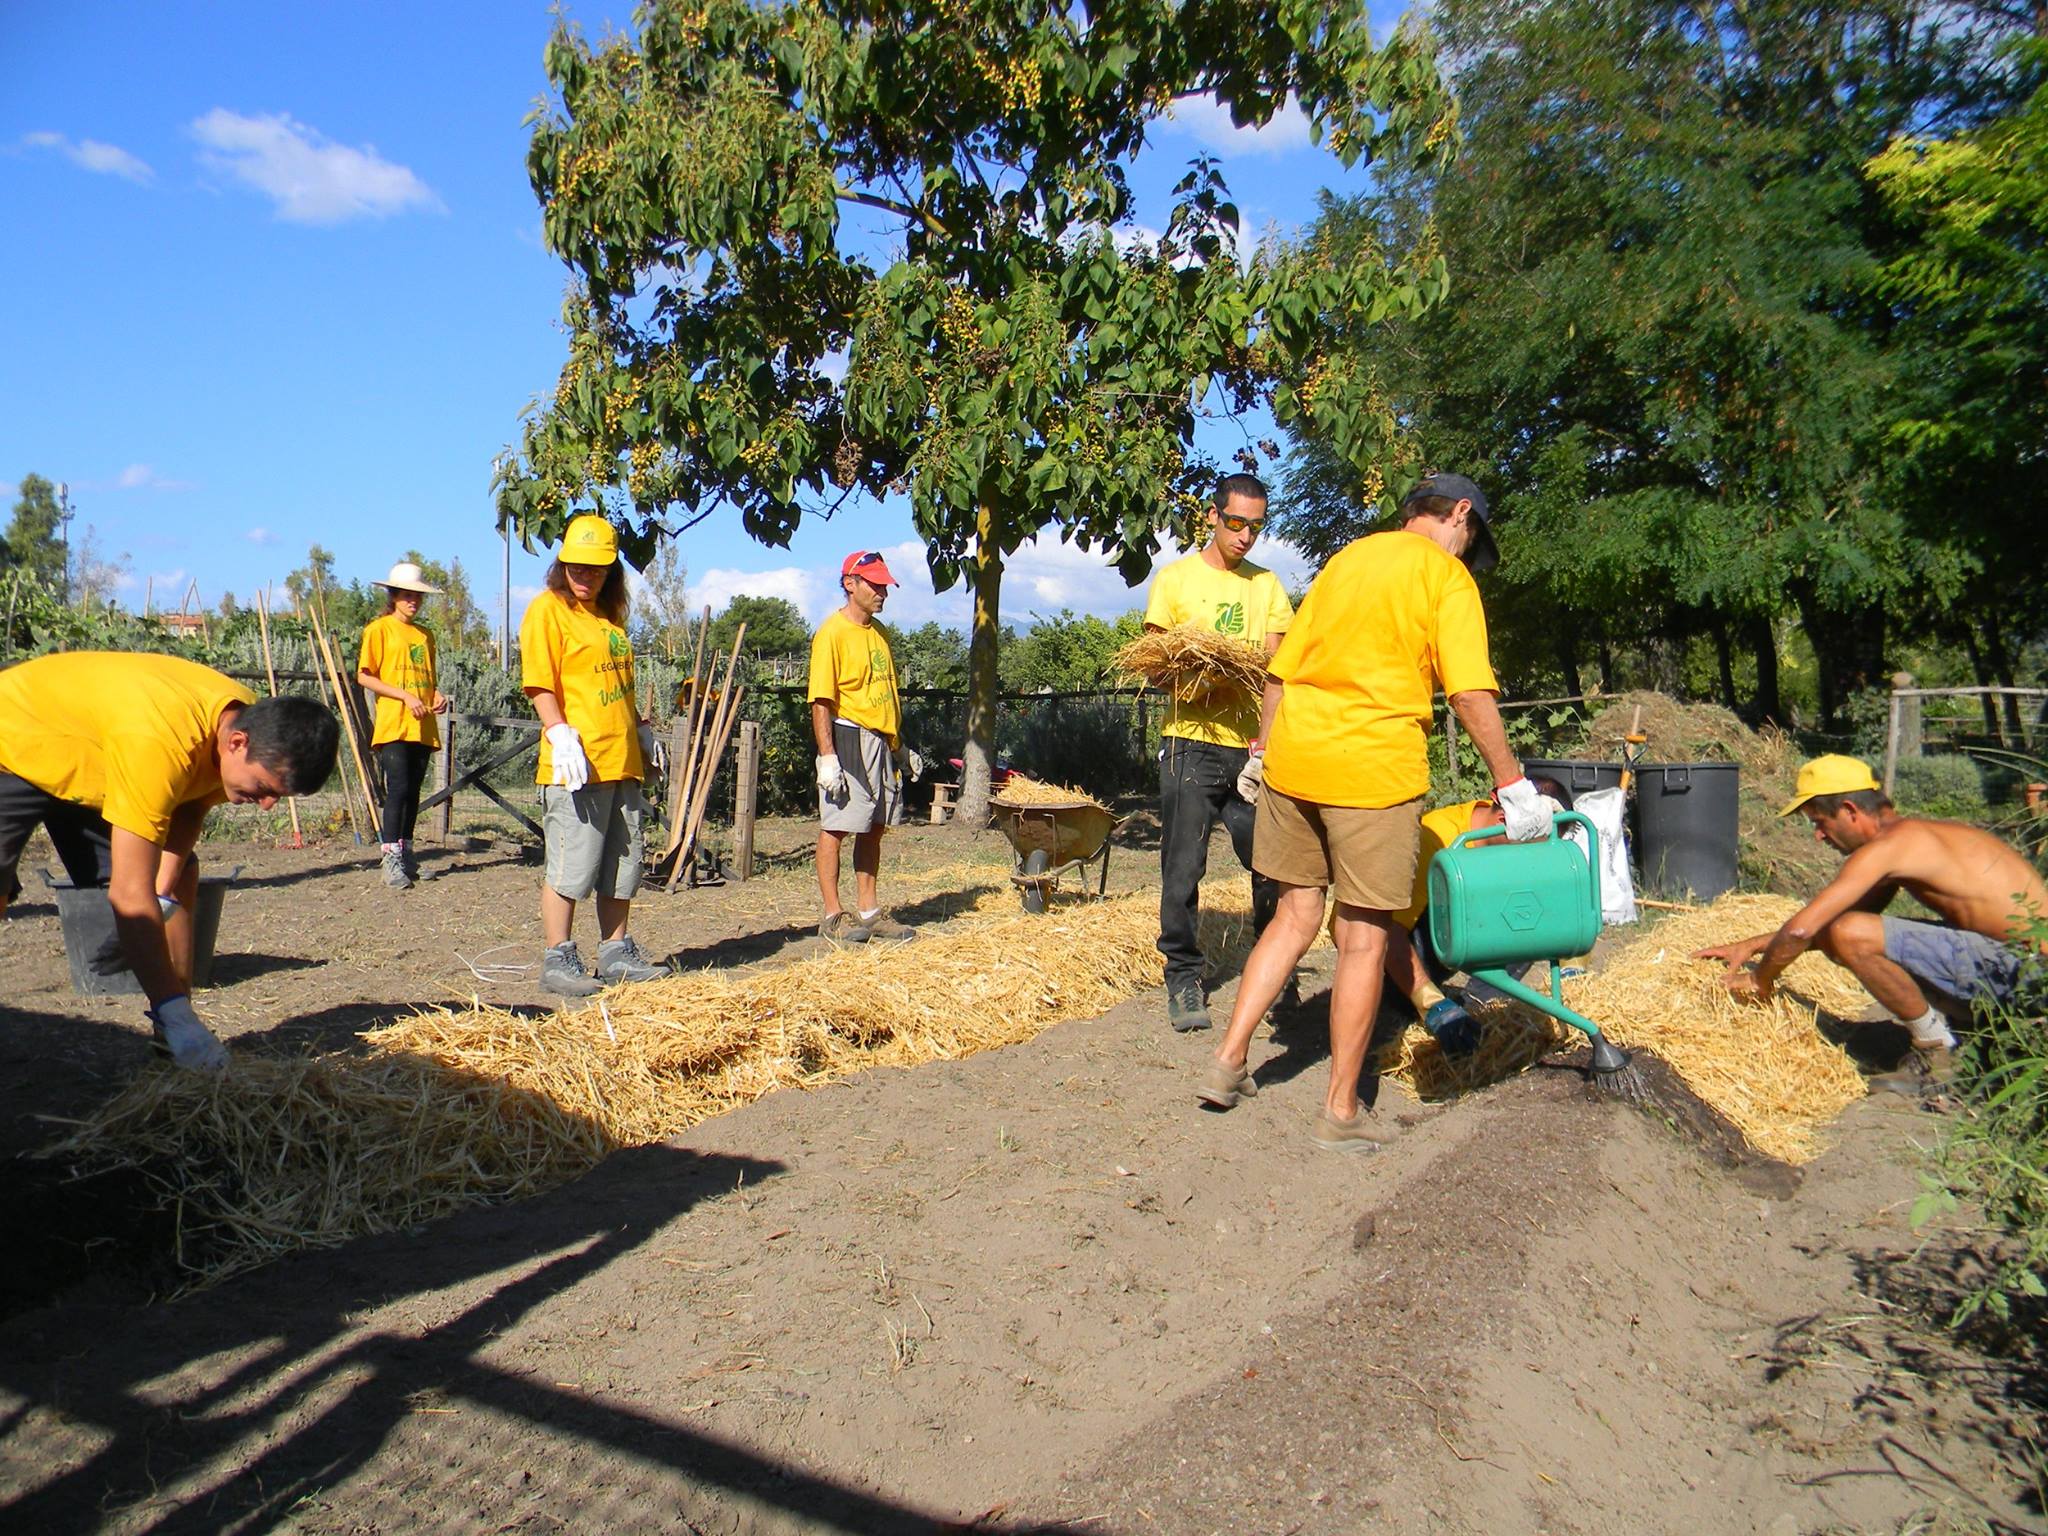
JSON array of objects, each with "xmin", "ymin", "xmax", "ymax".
[{"xmin": 1574, "ymin": 786, "xmax": 1638, "ymax": 925}]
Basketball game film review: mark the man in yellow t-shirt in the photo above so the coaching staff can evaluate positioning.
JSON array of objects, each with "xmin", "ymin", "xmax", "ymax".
[
  {"xmin": 810, "ymin": 550, "xmax": 912, "ymax": 944},
  {"xmin": 0, "ymin": 652, "xmax": 338, "ymax": 1068},
  {"xmin": 1197, "ymin": 473, "xmax": 1556, "ymax": 1151},
  {"xmin": 1142, "ymin": 472, "xmax": 1294, "ymax": 1030}
]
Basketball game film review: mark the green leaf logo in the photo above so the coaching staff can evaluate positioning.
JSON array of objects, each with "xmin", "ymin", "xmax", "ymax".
[
  {"xmin": 608, "ymin": 630, "xmax": 632, "ymax": 658},
  {"xmin": 1214, "ymin": 600, "xmax": 1245, "ymax": 635}
]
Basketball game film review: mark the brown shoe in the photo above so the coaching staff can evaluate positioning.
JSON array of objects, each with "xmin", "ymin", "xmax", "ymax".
[
  {"xmin": 859, "ymin": 911, "xmax": 917, "ymax": 943},
  {"xmin": 819, "ymin": 912, "xmax": 871, "ymax": 945},
  {"xmin": 1197, "ymin": 1058, "xmax": 1259, "ymax": 1109},
  {"xmin": 1311, "ymin": 1107, "xmax": 1390, "ymax": 1153},
  {"xmin": 1868, "ymin": 1044, "xmax": 1955, "ymax": 1099}
]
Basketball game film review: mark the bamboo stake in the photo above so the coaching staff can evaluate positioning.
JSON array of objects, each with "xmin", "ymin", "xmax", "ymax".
[
  {"xmin": 676, "ymin": 681, "xmax": 745, "ymax": 883},
  {"xmin": 666, "ymin": 624, "xmax": 745, "ymax": 891},
  {"xmin": 664, "ymin": 607, "xmax": 713, "ymax": 861},
  {"xmin": 254, "ymin": 592, "xmax": 304, "ymax": 847},
  {"xmin": 307, "ymin": 605, "xmax": 379, "ymax": 839}
]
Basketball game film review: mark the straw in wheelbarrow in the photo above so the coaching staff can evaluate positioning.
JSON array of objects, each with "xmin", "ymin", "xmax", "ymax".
[
  {"xmin": 991, "ymin": 776, "xmax": 1108, "ymax": 810},
  {"xmin": 1114, "ymin": 625, "xmax": 1269, "ymax": 703}
]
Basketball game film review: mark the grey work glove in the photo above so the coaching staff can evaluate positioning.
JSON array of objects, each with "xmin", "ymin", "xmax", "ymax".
[
  {"xmin": 816, "ymin": 752, "xmax": 848, "ymax": 799},
  {"xmin": 1235, "ymin": 749, "xmax": 1265, "ymax": 805},
  {"xmin": 1494, "ymin": 777, "xmax": 1556, "ymax": 843},
  {"xmin": 148, "ymin": 995, "xmax": 229, "ymax": 1071}
]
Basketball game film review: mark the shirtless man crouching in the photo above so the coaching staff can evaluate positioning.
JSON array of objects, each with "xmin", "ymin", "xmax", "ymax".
[{"xmin": 1697, "ymin": 755, "xmax": 2048, "ymax": 1096}]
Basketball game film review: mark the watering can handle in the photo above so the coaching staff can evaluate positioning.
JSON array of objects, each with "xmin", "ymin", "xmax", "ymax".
[{"xmin": 1446, "ymin": 809, "xmax": 1597, "ymax": 857}]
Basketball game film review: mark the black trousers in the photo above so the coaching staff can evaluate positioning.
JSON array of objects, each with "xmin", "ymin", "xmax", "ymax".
[
  {"xmin": 0, "ymin": 771, "xmax": 113, "ymax": 904},
  {"xmin": 1157, "ymin": 738, "xmax": 1279, "ymax": 986},
  {"xmin": 377, "ymin": 742, "xmax": 434, "ymax": 844}
]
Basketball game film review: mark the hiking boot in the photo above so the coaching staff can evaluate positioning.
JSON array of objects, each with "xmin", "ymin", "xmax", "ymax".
[
  {"xmin": 1423, "ymin": 997, "xmax": 1482, "ymax": 1057},
  {"xmin": 1867, "ymin": 1044, "xmax": 1956, "ymax": 1100},
  {"xmin": 597, "ymin": 935, "xmax": 668, "ymax": 984},
  {"xmin": 1310, "ymin": 1107, "xmax": 1390, "ymax": 1153},
  {"xmin": 380, "ymin": 847, "xmax": 412, "ymax": 889},
  {"xmin": 819, "ymin": 912, "xmax": 871, "ymax": 945},
  {"xmin": 1167, "ymin": 975, "xmax": 1209, "ymax": 1032},
  {"xmin": 1197, "ymin": 1057, "xmax": 1259, "ymax": 1109},
  {"xmin": 401, "ymin": 842, "xmax": 436, "ymax": 883},
  {"xmin": 540, "ymin": 941, "xmax": 603, "ymax": 998},
  {"xmin": 859, "ymin": 911, "xmax": 916, "ymax": 944}
]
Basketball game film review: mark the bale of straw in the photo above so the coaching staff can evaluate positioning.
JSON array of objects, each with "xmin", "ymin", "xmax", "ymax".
[
  {"xmin": 1379, "ymin": 893, "xmax": 1872, "ymax": 1163},
  {"xmin": 1113, "ymin": 625, "xmax": 1269, "ymax": 703}
]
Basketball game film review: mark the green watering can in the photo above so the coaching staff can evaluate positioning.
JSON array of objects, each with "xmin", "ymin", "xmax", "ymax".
[{"xmin": 1426, "ymin": 810, "xmax": 1633, "ymax": 1077}]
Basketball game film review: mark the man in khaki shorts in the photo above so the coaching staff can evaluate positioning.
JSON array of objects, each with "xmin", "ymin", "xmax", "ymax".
[{"xmin": 1197, "ymin": 473, "xmax": 1554, "ymax": 1150}]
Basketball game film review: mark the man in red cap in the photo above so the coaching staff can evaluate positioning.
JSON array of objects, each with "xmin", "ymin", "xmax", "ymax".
[{"xmin": 809, "ymin": 551, "xmax": 915, "ymax": 942}]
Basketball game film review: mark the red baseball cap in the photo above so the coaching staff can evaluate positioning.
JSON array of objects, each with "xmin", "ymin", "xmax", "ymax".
[{"xmin": 841, "ymin": 550, "xmax": 899, "ymax": 587}]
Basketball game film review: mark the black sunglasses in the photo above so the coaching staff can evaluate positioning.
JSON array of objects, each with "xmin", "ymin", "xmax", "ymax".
[{"xmin": 1216, "ymin": 511, "xmax": 1266, "ymax": 536}]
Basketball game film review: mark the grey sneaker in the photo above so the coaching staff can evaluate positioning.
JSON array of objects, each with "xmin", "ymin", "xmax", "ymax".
[
  {"xmin": 859, "ymin": 911, "xmax": 917, "ymax": 943},
  {"xmin": 1310, "ymin": 1107, "xmax": 1390, "ymax": 1153},
  {"xmin": 1197, "ymin": 1057, "xmax": 1259, "ymax": 1109},
  {"xmin": 1868, "ymin": 1044, "xmax": 1956, "ymax": 1100},
  {"xmin": 597, "ymin": 935, "xmax": 668, "ymax": 984},
  {"xmin": 380, "ymin": 847, "xmax": 412, "ymax": 889},
  {"xmin": 540, "ymin": 941, "xmax": 603, "ymax": 998},
  {"xmin": 819, "ymin": 912, "xmax": 871, "ymax": 945},
  {"xmin": 1167, "ymin": 975, "xmax": 1209, "ymax": 1032},
  {"xmin": 1423, "ymin": 997, "xmax": 1482, "ymax": 1056}
]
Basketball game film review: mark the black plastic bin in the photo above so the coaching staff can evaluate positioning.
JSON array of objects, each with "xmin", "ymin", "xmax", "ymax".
[
  {"xmin": 1632, "ymin": 763, "xmax": 1739, "ymax": 901},
  {"xmin": 1517, "ymin": 759, "xmax": 1625, "ymax": 799},
  {"xmin": 41, "ymin": 866, "xmax": 241, "ymax": 997}
]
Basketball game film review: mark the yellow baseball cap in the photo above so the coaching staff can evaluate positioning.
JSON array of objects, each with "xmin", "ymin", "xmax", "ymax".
[
  {"xmin": 1779, "ymin": 754, "xmax": 1881, "ymax": 816},
  {"xmin": 559, "ymin": 514, "xmax": 619, "ymax": 566}
]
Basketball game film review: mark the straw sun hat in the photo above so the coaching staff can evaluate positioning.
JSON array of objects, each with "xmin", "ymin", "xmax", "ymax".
[{"xmin": 374, "ymin": 561, "xmax": 442, "ymax": 594}]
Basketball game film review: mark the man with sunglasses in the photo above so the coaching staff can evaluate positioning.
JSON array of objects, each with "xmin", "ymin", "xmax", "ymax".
[
  {"xmin": 1141, "ymin": 473, "xmax": 1296, "ymax": 1031},
  {"xmin": 810, "ymin": 550, "xmax": 915, "ymax": 943}
]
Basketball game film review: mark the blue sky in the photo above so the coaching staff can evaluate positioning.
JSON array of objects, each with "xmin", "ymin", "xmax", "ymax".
[{"xmin": 3, "ymin": 1, "xmax": 1411, "ymax": 636}]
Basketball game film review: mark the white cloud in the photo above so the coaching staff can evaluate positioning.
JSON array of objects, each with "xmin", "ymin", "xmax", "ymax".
[
  {"xmin": 687, "ymin": 564, "xmax": 823, "ymax": 621},
  {"xmin": 0, "ymin": 482, "xmax": 16, "ymax": 503},
  {"xmin": 1162, "ymin": 93, "xmax": 1315, "ymax": 158},
  {"xmin": 245, "ymin": 526, "xmax": 277, "ymax": 545},
  {"xmin": 22, "ymin": 130, "xmax": 153, "ymax": 183},
  {"xmin": 189, "ymin": 109, "xmax": 442, "ymax": 225},
  {"xmin": 112, "ymin": 463, "xmax": 195, "ymax": 492}
]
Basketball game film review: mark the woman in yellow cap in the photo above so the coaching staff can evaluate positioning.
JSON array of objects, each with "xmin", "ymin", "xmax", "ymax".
[
  {"xmin": 519, "ymin": 514, "xmax": 667, "ymax": 995},
  {"xmin": 356, "ymin": 560, "xmax": 449, "ymax": 889}
]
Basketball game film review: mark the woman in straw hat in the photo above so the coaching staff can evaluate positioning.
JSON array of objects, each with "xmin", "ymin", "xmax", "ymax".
[
  {"xmin": 356, "ymin": 560, "xmax": 449, "ymax": 889},
  {"xmin": 519, "ymin": 513, "xmax": 668, "ymax": 997}
]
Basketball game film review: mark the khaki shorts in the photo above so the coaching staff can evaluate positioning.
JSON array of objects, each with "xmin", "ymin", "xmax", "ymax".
[
  {"xmin": 543, "ymin": 780, "xmax": 646, "ymax": 901},
  {"xmin": 1252, "ymin": 788, "xmax": 1422, "ymax": 910}
]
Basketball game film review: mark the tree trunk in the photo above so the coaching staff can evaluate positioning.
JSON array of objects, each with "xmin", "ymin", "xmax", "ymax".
[
  {"xmin": 954, "ymin": 506, "xmax": 1003, "ymax": 827},
  {"xmin": 1792, "ymin": 586, "xmax": 1883, "ymax": 732},
  {"xmin": 1596, "ymin": 629, "xmax": 1616, "ymax": 695},
  {"xmin": 1983, "ymin": 610, "xmax": 2024, "ymax": 744},
  {"xmin": 1551, "ymin": 620, "xmax": 1581, "ymax": 699},
  {"xmin": 1961, "ymin": 624, "xmax": 2000, "ymax": 737},
  {"xmin": 1713, "ymin": 622, "xmax": 1737, "ymax": 712},
  {"xmin": 1747, "ymin": 614, "xmax": 1782, "ymax": 726}
]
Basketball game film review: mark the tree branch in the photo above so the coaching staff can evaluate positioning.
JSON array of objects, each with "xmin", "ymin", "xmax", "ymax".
[{"xmin": 837, "ymin": 184, "xmax": 948, "ymax": 238}]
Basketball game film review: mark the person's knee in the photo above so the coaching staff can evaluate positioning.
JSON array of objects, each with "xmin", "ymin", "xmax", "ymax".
[{"xmin": 1816, "ymin": 912, "xmax": 1882, "ymax": 964}]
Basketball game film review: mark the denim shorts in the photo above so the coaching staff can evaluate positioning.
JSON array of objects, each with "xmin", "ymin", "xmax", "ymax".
[{"xmin": 1881, "ymin": 915, "xmax": 2022, "ymax": 1005}]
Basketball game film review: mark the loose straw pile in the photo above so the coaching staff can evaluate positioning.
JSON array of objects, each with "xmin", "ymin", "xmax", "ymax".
[
  {"xmin": 1114, "ymin": 625, "xmax": 1269, "ymax": 703},
  {"xmin": 50, "ymin": 889, "xmax": 1254, "ymax": 1285},
  {"xmin": 991, "ymin": 776, "xmax": 1109, "ymax": 810},
  {"xmin": 1381, "ymin": 893, "xmax": 1872, "ymax": 1163}
]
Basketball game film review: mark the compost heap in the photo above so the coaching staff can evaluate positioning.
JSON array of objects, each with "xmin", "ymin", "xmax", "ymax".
[
  {"xmin": 49, "ymin": 887, "xmax": 1251, "ymax": 1286},
  {"xmin": 1379, "ymin": 892, "xmax": 1870, "ymax": 1164},
  {"xmin": 1563, "ymin": 691, "xmax": 1833, "ymax": 895}
]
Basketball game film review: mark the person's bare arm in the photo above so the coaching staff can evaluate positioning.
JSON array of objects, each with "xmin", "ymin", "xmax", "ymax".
[
  {"xmin": 359, "ymin": 668, "xmax": 429, "ymax": 718},
  {"xmin": 525, "ymin": 686, "xmax": 567, "ymax": 731},
  {"xmin": 811, "ymin": 699, "xmax": 836, "ymax": 756},
  {"xmin": 1252, "ymin": 673, "xmax": 1282, "ymax": 747},
  {"xmin": 1447, "ymin": 689, "xmax": 1520, "ymax": 788},
  {"xmin": 107, "ymin": 827, "xmax": 186, "ymax": 1004},
  {"xmin": 1723, "ymin": 843, "xmax": 1900, "ymax": 1002}
]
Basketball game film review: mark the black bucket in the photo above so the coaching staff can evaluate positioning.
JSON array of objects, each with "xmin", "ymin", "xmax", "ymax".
[
  {"xmin": 1518, "ymin": 759, "xmax": 1625, "ymax": 799},
  {"xmin": 1632, "ymin": 763, "xmax": 1739, "ymax": 900},
  {"xmin": 40, "ymin": 866, "xmax": 242, "ymax": 997}
]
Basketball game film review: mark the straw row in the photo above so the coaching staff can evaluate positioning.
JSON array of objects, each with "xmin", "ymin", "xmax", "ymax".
[{"xmin": 1113, "ymin": 625, "xmax": 1269, "ymax": 703}]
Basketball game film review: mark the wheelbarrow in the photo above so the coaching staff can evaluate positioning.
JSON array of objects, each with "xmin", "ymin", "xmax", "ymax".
[
  {"xmin": 988, "ymin": 797, "xmax": 1122, "ymax": 913},
  {"xmin": 1426, "ymin": 810, "xmax": 1633, "ymax": 1077}
]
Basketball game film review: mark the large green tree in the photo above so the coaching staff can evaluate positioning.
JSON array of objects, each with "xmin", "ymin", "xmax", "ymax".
[
  {"xmin": 494, "ymin": 0, "xmax": 1457, "ymax": 820},
  {"xmin": 3, "ymin": 474, "xmax": 67, "ymax": 591},
  {"xmin": 1281, "ymin": 0, "xmax": 2028, "ymax": 725},
  {"xmin": 708, "ymin": 593, "xmax": 811, "ymax": 659}
]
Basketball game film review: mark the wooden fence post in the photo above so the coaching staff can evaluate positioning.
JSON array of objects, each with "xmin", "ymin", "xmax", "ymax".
[
  {"xmin": 1883, "ymin": 671, "xmax": 1918, "ymax": 796},
  {"xmin": 436, "ymin": 717, "xmax": 455, "ymax": 843},
  {"xmin": 733, "ymin": 720, "xmax": 761, "ymax": 882}
]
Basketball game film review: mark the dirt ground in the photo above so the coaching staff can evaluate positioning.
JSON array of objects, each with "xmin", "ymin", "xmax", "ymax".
[{"xmin": 1, "ymin": 817, "xmax": 2043, "ymax": 1534}]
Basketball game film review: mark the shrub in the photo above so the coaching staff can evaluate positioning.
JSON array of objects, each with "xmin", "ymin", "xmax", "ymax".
[{"xmin": 1893, "ymin": 754, "xmax": 1990, "ymax": 820}]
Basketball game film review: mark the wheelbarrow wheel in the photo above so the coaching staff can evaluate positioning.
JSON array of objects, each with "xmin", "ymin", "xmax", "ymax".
[{"xmin": 1019, "ymin": 848, "xmax": 1052, "ymax": 913}]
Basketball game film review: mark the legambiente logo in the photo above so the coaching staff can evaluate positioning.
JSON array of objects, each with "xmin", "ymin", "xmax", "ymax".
[{"xmin": 608, "ymin": 630, "xmax": 632, "ymax": 659}]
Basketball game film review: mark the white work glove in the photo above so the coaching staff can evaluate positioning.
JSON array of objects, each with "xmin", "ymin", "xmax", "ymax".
[
  {"xmin": 901, "ymin": 747, "xmax": 925, "ymax": 782},
  {"xmin": 546, "ymin": 723, "xmax": 590, "ymax": 792},
  {"xmin": 148, "ymin": 995, "xmax": 229, "ymax": 1072},
  {"xmin": 816, "ymin": 752, "xmax": 848, "ymax": 799},
  {"xmin": 1235, "ymin": 748, "xmax": 1265, "ymax": 804},
  {"xmin": 1495, "ymin": 777, "xmax": 1557, "ymax": 843}
]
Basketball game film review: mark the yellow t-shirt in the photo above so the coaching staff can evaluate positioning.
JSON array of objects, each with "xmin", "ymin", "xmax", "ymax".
[
  {"xmin": 808, "ymin": 610, "xmax": 900, "ymax": 747},
  {"xmin": 1142, "ymin": 552, "xmax": 1295, "ymax": 748},
  {"xmin": 519, "ymin": 590, "xmax": 645, "ymax": 784},
  {"xmin": 1265, "ymin": 530, "xmax": 1500, "ymax": 809},
  {"xmin": 0, "ymin": 651, "xmax": 254, "ymax": 845},
  {"xmin": 357, "ymin": 613, "xmax": 440, "ymax": 749},
  {"xmin": 1391, "ymin": 800, "xmax": 1487, "ymax": 931}
]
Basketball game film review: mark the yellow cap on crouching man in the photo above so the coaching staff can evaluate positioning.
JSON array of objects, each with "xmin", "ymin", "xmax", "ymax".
[
  {"xmin": 1779, "ymin": 754, "xmax": 1882, "ymax": 817},
  {"xmin": 559, "ymin": 514, "xmax": 619, "ymax": 566}
]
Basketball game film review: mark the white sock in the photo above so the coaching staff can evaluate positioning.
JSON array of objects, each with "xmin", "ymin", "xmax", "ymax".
[
  {"xmin": 859, "ymin": 907, "xmax": 881, "ymax": 921},
  {"xmin": 383, "ymin": 841, "xmax": 403, "ymax": 853},
  {"xmin": 1898, "ymin": 1007, "xmax": 1955, "ymax": 1050}
]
